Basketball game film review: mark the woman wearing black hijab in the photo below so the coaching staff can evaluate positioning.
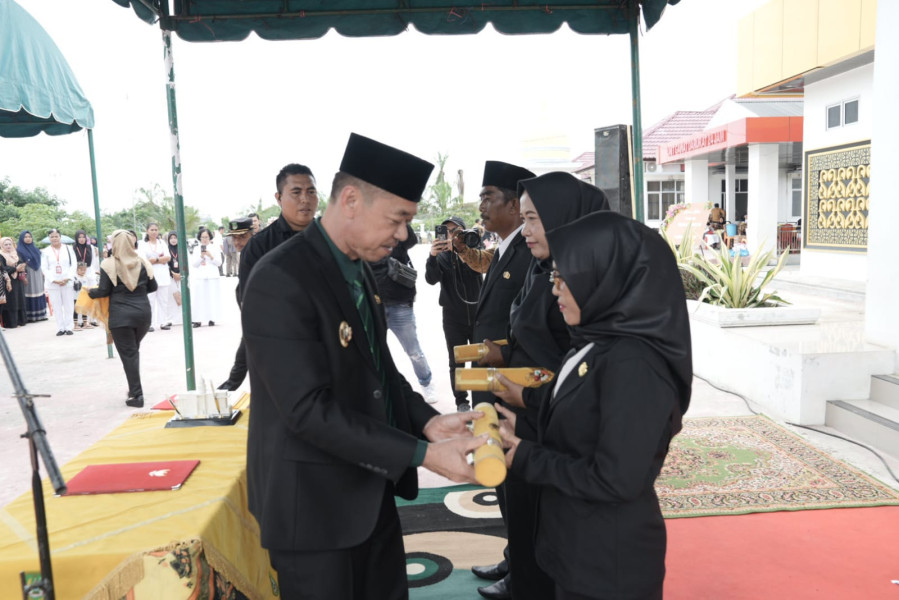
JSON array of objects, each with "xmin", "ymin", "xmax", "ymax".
[
  {"xmin": 494, "ymin": 211, "xmax": 692, "ymax": 600},
  {"xmin": 474, "ymin": 172, "xmax": 609, "ymax": 599}
]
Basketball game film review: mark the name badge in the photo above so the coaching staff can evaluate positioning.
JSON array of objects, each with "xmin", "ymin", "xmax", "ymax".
[
  {"xmin": 55, "ymin": 265, "xmax": 62, "ymax": 274},
  {"xmin": 173, "ymin": 260, "xmax": 178, "ymax": 268}
]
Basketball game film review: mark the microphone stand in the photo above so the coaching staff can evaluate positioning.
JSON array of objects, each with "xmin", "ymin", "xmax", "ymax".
[{"xmin": 0, "ymin": 329, "xmax": 65, "ymax": 600}]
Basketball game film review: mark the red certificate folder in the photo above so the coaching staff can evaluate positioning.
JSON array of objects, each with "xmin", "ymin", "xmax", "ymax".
[{"xmin": 62, "ymin": 460, "xmax": 200, "ymax": 495}]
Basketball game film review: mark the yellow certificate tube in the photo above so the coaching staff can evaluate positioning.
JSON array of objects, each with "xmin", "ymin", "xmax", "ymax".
[
  {"xmin": 453, "ymin": 339, "xmax": 508, "ymax": 363},
  {"xmin": 471, "ymin": 402, "xmax": 506, "ymax": 487},
  {"xmin": 455, "ymin": 367, "xmax": 555, "ymax": 392}
]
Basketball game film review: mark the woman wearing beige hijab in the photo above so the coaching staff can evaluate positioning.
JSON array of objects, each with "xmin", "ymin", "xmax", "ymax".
[
  {"xmin": 89, "ymin": 230, "xmax": 158, "ymax": 408},
  {"xmin": 0, "ymin": 237, "xmax": 28, "ymax": 328}
]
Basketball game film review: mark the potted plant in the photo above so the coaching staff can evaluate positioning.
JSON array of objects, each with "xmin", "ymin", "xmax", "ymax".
[{"xmin": 675, "ymin": 241, "xmax": 819, "ymax": 327}]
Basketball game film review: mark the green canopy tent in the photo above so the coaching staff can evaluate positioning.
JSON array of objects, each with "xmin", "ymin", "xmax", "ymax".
[
  {"xmin": 0, "ymin": 0, "xmax": 112, "ymax": 356},
  {"xmin": 110, "ymin": 0, "xmax": 680, "ymax": 389}
]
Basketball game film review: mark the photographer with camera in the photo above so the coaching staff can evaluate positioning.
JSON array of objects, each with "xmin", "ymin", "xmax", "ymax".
[
  {"xmin": 369, "ymin": 222, "xmax": 437, "ymax": 403},
  {"xmin": 425, "ymin": 217, "xmax": 483, "ymax": 412}
]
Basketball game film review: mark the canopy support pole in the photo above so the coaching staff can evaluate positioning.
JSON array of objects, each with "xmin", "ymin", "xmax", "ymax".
[
  {"xmin": 162, "ymin": 29, "xmax": 196, "ymax": 391},
  {"xmin": 87, "ymin": 130, "xmax": 113, "ymax": 358},
  {"xmin": 628, "ymin": 0, "xmax": 646, "ymax": 223}
]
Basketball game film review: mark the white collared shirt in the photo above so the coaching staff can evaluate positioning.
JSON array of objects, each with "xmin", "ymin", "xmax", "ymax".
[
  {"xmin": 495, "ymin": 225, "xmax": 523, "ymax": 261},
  {"xmin": 553, "ymin": 343, "xmax": 595, "ymax": 400}
]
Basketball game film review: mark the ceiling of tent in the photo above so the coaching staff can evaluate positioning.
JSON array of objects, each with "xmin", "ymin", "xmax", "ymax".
[
  {"xmin": 110, "ymin": 0, "xmax": 679, "ymax": 42},
  {"xmin": 0, "ymin": 0, "xmax": 94, "ymax": 137}
]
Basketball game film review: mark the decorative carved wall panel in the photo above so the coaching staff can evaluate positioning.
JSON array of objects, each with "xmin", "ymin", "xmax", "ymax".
[{"xmin": 804, "ymin": 141, "xmax": 870, "ymax": 252}]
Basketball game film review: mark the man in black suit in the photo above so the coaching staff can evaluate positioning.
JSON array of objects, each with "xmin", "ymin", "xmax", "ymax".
[
  {"xmin": 219, "ymin": 164, "xmax": 317, "ymax": 392},
  {"xmin": 242, "ymin": 133, "xmax": 486, "ymax": 600},
  {"xmin": 468, "ymin": 160, "xmax": 534, "ymax": 600}
]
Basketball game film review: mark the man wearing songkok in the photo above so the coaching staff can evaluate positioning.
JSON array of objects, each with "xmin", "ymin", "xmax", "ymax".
[
  {"xmin": 242, "ymin": 133, "xmax": 486, "ymax": 599},
  {"xmin": 468, "ymin": 160, "xmax": 535, "ymax": 600}
]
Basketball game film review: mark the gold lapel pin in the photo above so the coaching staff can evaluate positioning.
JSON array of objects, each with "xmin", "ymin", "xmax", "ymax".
[
  {"xmin": 502, "ymin": 271, "xmax": 511, "ymax": 279},
  {"xmin": 578, "ymin": 362, "xmax": 588, "ymax": 377},
  {"xmin": 374, "ymin": 294, "xmax": 382, "ymax": 305},
  {"xmin": 339, "ymin": 321, "xmax": 353, "ymax": 347}
]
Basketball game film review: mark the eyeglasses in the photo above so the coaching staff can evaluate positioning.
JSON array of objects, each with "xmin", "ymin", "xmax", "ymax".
[{"xmin": 549, "ymin": 269, "xmax": 565, "ymax": 289}]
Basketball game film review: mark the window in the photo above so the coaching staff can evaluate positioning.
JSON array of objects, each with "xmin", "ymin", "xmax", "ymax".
[
  {"xmin": 826, "ymin": 98, "xmax": 859, "ymax": 129},
  {"xmin": 720, "ymin": 179, "xmax": 749, "ymax": 220},
  {"xmin": 735, "ymin": 179, "xmax": 748, "ymax": 221},
  {"xmin": 647, "ymin": 179, "xmax": 684, "ymax": 221},
  {"xmin": 827, "ymin": 105, "xmax": 842, "ymax": 129},
  {"xmin": 790, "ymin": 174, "xmax": 802, "ymax": 219},
  {"xmin": 844, "ymin": 99, "xmax": 859, "ymax": 124}
]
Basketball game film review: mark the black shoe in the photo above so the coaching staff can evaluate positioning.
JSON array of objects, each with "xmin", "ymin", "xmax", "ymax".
[
  {"xmin": 160, "ymin": 324, "xmax": 171, "ymax": 331},
  {"xmin": 64, "ymin": 330, "xmax": 74, "ymax": 336},
  {"xmin": 208, "ymin": 321, "xmax": 215, "ymax": 326},
  {"xmin": 457, "ymin": 401, "xmax": 471, "ymax": 412},
  {"xmin": 192, "ymin": 322, "xmax": 201, "ymax": 328},
  {"xmin": 125, "ymin": 396, "xmax": 144, "ymax": 408},
  {"xmin": 56, "ymin": 330, "xmax": 65, "ymax": 336},
  {"xmin": 477, "ymin": 575, "xmax": 511, "ymax": 600},
  {"xmin": 148, "ymin": 327, "xmax": 155, "ymax": 332},
  {"xmin": 472, "ymin": 559, "xmax": 508, "ymax": 581}
]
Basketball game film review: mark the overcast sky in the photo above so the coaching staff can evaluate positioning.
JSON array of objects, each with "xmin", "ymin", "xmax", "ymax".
[{"xmin": 3, "ymin": 0, "xmax": 766, "ymax": 222}]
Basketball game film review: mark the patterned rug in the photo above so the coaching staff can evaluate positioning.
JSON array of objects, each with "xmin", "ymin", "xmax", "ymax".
[
  {"xmin": 657, "ymin": 415, "xmax": 899, "ymax": 517},
  {"xmin": 399, "ymin": 415, "xmax": 899, "ymax": 596}
]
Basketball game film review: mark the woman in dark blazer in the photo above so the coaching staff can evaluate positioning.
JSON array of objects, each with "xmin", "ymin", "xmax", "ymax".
[
  {"xmin": 89, "ymin": 230, "xmax": 157, "ymax": 408},
  {"xmin": 494, "ymin": 211, "xmax": 693, "ymax": 600}
]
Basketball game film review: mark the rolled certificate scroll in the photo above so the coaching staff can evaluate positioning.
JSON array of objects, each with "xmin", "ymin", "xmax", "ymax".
[
  {"xmin": 455, "ymin": 367, "xmax": 555, "ymax": 392},
  {"xmin": 472, "ymin": 402, "xmax": 506, "ymax": 487},
  {"xmin": 453, "ymin": 339, "xmax": 508, "ymax": 363}
]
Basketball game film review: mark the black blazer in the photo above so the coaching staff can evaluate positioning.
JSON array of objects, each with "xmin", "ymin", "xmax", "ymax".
[
  {"xmin": 471, "ymin": 231, "xmax": 530, "ymax": 404},
  {"xmin": 511, "ymin": 337, "xmax": 679, "ymax": 598},
  {"xmin": 242, "ymin": 223, "xmax": 439, "ymax": 552}
]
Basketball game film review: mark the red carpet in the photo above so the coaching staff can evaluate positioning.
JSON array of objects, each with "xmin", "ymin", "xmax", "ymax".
[{"xmin": 665, "ymin": 506, "xmax": 899, "ymax": 599}]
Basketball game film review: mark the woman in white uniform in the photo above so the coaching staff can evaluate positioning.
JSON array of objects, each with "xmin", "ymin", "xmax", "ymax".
[
  {"xmin": 41, "ymin": 229, "xmax": 76, "ymax": 336},
  {"xmin": 189, "ymin": 228, "xmax": 222, "ymax": 327},
  {"xmin": 138, "ymin": 223, "xmax": 173, "ymax": 331}
]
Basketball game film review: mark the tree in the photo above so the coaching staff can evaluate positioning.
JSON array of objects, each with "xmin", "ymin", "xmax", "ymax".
[
  {"xmin": 2, "ymin": 203, "xmax": 65, "ymax": 241},
  {"xmin": 425, "ymin": 152, "xmax": 453, "ymax": 216}
]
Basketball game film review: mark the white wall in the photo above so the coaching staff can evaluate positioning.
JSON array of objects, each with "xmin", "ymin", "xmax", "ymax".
[
  {"xmin": 865, "ymin": 0, "xmax": 899, "ymax": 359},
  {"xmin": 800, "ymin": 63, "xmax": 874, "ymax": 281}
]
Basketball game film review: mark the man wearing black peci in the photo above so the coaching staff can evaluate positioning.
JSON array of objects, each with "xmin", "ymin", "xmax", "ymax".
[
  {"xmin": 242, "ymin": 133, "xmax": 486, "ymax": 599},
  {"xmin": 469, "ymin": 160, "xmax": 535, "ymax": 600}
]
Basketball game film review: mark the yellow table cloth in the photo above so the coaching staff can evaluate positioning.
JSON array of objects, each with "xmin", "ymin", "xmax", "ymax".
[{"xmin": 0, "ymin": 398, "xmax": 278, "ymax": 600}]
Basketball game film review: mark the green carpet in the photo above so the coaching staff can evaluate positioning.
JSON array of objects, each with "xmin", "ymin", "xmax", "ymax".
[
  {"xmin": 400, "ymin": 415, "xmax": 899, "ymax": 596},
  {"xmin": 657, "ymin": 415, "xmax": 899, "ymax": 517}
]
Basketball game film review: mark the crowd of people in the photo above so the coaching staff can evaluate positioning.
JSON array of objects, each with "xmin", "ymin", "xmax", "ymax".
[
  {"xmin": 235, "ymin": 133, "xmax": 692, "ymax": 600},
  {"xmin": 5, "ymin": 132, "xmax": 694, "ymax": 599}
]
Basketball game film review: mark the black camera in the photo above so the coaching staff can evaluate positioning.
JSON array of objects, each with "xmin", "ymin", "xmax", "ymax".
[
  {"xmin": 200, "ymin": 245, "xmax": 207, "ymax": 252},
  {"xmin": 457, "ymin": 228, "xmax": 480, "ymax": 248}
]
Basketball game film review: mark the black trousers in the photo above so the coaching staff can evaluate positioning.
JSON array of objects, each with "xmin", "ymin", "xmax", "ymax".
[
  {"xmin": 268, "ymin": 485, "xmax": 407, "ymax": 600},
  {"xmin": 506, "ymin": 472, "xmax": 554, "ymax": 599},
  {"xmin": 110, "ymin": 324, "xmax": 149, "ymax": 399},
  {"xmin": 555, "ymin": 582, "xmax": 663, "ymax": 600},
  {"xmin": 442, "ymin": 312, "xmax": 475, "ymax": 406}
]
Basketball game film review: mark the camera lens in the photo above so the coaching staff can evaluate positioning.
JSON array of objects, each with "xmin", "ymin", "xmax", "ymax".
[{"xmin": 462, "ymin": 229, "xmax": 480, "ymax": 248}]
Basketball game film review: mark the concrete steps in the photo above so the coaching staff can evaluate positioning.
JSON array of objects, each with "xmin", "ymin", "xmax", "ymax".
[{"xmin": 826, "ymin": 374, "xmax": 899, "ymax": 459}]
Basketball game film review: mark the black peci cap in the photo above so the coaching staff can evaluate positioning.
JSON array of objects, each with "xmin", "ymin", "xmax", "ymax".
[
  {"xmin": 339, "ymin": 133, "xmax": 435, "ymax": 202},
  {"xmin": 482, "ymin": 161, "xmax": 535, "ymax": 192}
]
